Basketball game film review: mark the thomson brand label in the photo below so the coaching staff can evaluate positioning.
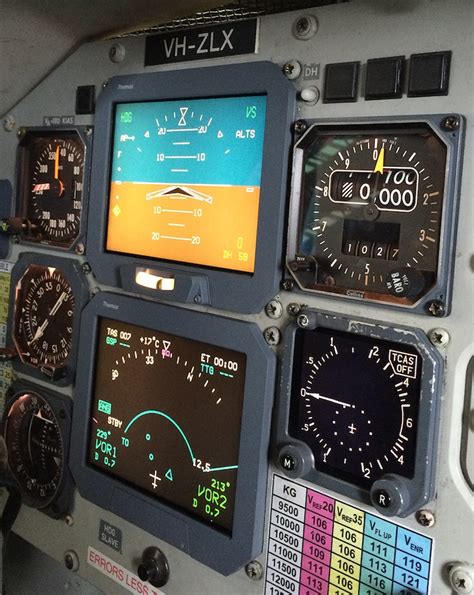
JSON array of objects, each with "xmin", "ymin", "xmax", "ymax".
[{"xmin": 145, "ymin": 19, "xmax": 258, "ymax": 66}]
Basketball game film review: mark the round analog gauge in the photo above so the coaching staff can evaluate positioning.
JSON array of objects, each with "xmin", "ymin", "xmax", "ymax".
[
  {"xmin": 18, "ymin": 131, "xmax": 85, "ymax": 248},
  {"xmin": 3, "ymin": 392, "xmax": 64, "ymax": 508},
  {"xmin": 13, "ymin": 265, "xmax": 75, "ymax": 373},
  {"xmin": 289, "ymin": 123, "xmax": 447, "ymax": 305},
  {"xmin": 289, "ymin": 327, "xmax": 421, "ymax": 487}
]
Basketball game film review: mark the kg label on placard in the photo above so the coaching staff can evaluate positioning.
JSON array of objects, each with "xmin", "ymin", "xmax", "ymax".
[{"xmin": 265, "ymin": 475, "xmax": 433, "ymax": 595}]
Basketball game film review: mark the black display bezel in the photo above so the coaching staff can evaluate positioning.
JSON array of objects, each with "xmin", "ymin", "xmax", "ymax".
[
  {"xmin": 86, "ymin": 62, "xmax": 295, "ymax": 313},
  {"xmin": 69, "ymin": 292, "xmax": 276, "ymax": 575},
  {"xmin": 273, "ymin": 310, "xmax": 443, "ymax": 516},
  {"xmin": 285, "ymin": 115, "xmax": 465, "ymax": 316}
]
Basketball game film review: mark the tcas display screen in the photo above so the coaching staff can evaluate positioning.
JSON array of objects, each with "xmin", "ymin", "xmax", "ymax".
[
  {"xmin": 289, "ymin": 327, "xmax": 421, "ymax": 488},
  {"xmin": 105, "ymin": 95, "xmax": 267, "ymax": 273},
  {"xmin": 88, "ymin": 317, "xmax": 246, "ymax": 533}
]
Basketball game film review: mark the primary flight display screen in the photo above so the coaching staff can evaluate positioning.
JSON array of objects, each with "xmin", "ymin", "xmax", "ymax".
[
  {"xmin": 105, "ymin": 95, "xmax": 267, "ymax": 273},
  {"xmin": 88, "ymin": 317, "xmax": 246, "ymax": 533}
]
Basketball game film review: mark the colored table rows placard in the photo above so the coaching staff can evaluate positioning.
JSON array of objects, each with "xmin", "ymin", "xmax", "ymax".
[{"xmin": 265, "ymin": 475, "xmax": 433, "ymax": 595}]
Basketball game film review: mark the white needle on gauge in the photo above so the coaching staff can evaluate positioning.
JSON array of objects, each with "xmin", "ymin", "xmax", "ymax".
[
  {"xmin": 29, "ymin": 291, "xmax": 68, "ymax": 343},
  {"xmin": 306, "ymin": 392, "xmax": 352, "ymax": 408}
]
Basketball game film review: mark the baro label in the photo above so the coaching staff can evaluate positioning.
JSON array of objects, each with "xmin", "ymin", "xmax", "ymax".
[{"xmin": 265, "ymin": 475, "xmax": 433, "ymax": 595}]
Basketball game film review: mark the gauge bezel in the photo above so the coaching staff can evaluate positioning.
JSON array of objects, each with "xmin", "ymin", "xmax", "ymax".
[
  {"xmin": 7, "ymin": 253, "xmax": 89, "ymax": 386},
  {"xmin": 69, "ymin": 292, "xmax": 276, "ymax": 575},
  {"xmin": 2, "ymin": 381, "xmax": 74, "ymax": 518},
  {"xmin": 86, "ymin": 61, "xmax": 295, "ymax": 314},
  {"xmin": 273, "ymin": 310, "xmax": 443, "ymax": 516},
  {"xmin": 285, "ymin": 115, "xmax": 465, "ymax": 315},
  {"xmin": 14, "ymin": 126, "xmax": 93, "ymax": 252}
]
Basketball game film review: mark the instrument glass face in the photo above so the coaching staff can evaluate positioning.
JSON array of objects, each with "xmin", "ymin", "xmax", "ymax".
[
  {"xmin": 18, "ymin": 131, "xmax": 85, "ymax": 247},
  {"xmin": 105, "ymin": 95, "xmax": 267, "ymax": 273},
  {"xmin": 13, "ymin": 265, "xmax": 75, "ymax": 371},
  {"xmin": 88, "ymin": 317, "xmax": 247, "ymax": 533},
  {"xmin": 289, "ymin": 327, "xmax": 421, "ymax": 487},
  {"xmin": 4, "ymin": 392, "xmax": 64, "ymax": 508},
  {"xmin": 290, "ymin": 123, "xmax": 447, "ymax": 305}
]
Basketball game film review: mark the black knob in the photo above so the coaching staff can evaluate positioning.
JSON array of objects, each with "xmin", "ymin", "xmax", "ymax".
[{"xmin": 137, "ymin": 547, "xmax": 169, "ymax": 588}]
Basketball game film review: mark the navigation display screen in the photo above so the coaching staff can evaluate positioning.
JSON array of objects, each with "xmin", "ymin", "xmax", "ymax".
[
  {"xmin": 88, "ymin": 317, "xmax": 246, "ymax": 533},
  {"xmin": 105, "ymin": 95, "xmax": 267, "ymax": 273}
]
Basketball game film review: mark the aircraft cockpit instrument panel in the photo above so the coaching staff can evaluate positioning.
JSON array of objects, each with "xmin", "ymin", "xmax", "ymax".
[
  {"xmin": 0, "ymin": 2, "xmax": 472, "ymax": 594},
  {"xmin": 87, "ymin": 61, "xmax": 295, "ymax": 313}
]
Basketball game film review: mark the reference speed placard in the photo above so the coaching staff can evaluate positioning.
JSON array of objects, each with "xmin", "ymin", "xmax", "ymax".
[{"xmin": 265, "ymin": 475, "xmax": 433, "ymax": 595}]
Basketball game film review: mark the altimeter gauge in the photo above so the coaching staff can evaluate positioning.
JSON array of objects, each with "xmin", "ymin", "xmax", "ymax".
[{"xmin": 286, "ymin": 117, "xmax": 464, "ymax": 315}]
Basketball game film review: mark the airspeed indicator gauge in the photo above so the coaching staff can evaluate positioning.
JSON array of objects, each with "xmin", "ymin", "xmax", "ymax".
[
  {"xmin": 274, "ymin": 311, "xmax": 443, "ymax": 517},
  {"xmin": 15, "ymin": 127, "xmax": 92, "ymax": 250},
  {"xmin": 286, "ymin": 116, "xmax": 464, "ymax": 314}
]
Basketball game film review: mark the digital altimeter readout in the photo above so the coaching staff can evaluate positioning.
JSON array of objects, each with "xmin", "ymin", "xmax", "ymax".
[{"xmin": 88, "ymin": 317, "xmax": 246, "ymax": 533}]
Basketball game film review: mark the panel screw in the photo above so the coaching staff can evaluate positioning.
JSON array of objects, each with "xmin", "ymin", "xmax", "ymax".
[
  {"xmin": 287, "ymin": 303, "xmax": 301, "ymax": 316},
  {"xmin": 415, "ymin": 509, "xmax": 435, "ymax": 528},
  {"xmin": 427, "ymin": 300, "xmax": 445, "ymax": 317},
  {"xmin": 265, "ymin": 300, "xmax": 283, "ymax": 319},
  {"xmin": 293, "ymin": 120, "xmax": 307, "ymax": 135},
  {"xmin": 17, "ymin": 127, "xmax": 26, "ymax": 138},
  {"xmin": 193, "ymin": 294, "xmax": 201, "ymax": 304},
  {"xmin": 297, "ymin": 314, "xmax": 309, "ymax": 328},
  {"xmin": 245, "ymin": 560, "xmax": 263, "ymax": 581},
  {"xmin": 292, "ymin": 15, "xmax": 318, "ymax": 40},
  {"xmin": 264, "ymin": 326, "xmax": 281, "ymax": 346},
  {"xmin": 441, "ymin": 116, "xmax": 459, "ymax": 131},
  {"xmin": 282, "ymin": 278, "xmax": 295, "ymax": 291},
  {"xmin": 449, "ymin": 563, "xmax": 474, "ymax": 594},
  {"xmin": 3, "ymin": 114, "xmax": 15, "ymax": 132},
  {"xmin": 64, "ymin": 550, "xmax": 79, "ymax": 571},
  {"xmin": 64, "ymin": 515, "xmax": 74, "ymax": 526},
  {"xmin": 75, "ymin": 242, "xmax": 85, "ymax": 255},
  {"xmin": 84, "ymin": 127, "xmax": 93, "ymax": 136},
  {"xmin": 428, "ymin": 328, "xmax": 450, "ymax": 348},
  {"xmin": 81, "ymin": 262, "xmax": 91, "ymax": 274},
  {"xmin": 283, "ymin": 60, "xmax": 302, "ymax": 80}
]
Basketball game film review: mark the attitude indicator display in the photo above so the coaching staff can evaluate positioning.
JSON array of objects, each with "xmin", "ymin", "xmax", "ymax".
[
  {"xmin": 106, "ymin": 95, "xmax": 267, "ymax": 273},
  {"xmin": 290, "ymin": 327, "xmax": 421, "ymax": 487},
  {"xmin": 88, "ymin": 317, "xmax": 246, "ymax": 532}
]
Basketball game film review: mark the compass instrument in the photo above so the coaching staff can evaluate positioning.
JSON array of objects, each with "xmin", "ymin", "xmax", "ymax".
[
  {"xmin": 275, "ymin": 312, "xmax": 443, "ymax": 517},
  {"xmin": 9, "ymin": 254, "xmax": 88, "ymax": 384},
  {"xmin": 287, "ymin": 118, "xmax": 464, "ymax": 313},
  {"xmin": 15, "ymin": 128, "xmax": 89, "ymax": 249},
  {"xmin": 2, "ymin": 386, "xmax": 74, "ymax": 517}
]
